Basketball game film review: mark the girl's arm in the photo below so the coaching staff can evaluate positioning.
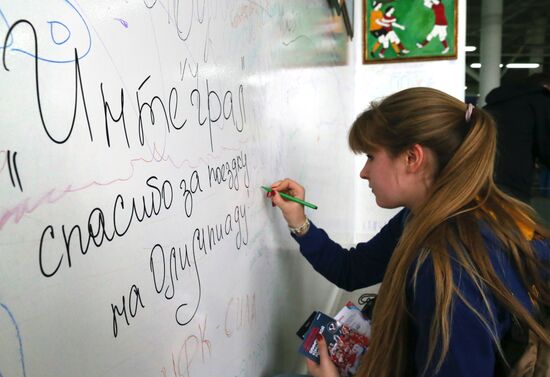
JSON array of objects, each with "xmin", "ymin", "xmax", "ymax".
[{"xmin": 293, "ymin": 209, "xmax": 408, "ymax": 291}]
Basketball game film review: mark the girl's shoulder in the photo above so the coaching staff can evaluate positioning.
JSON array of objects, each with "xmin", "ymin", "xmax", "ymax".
[
  {"xmin": 532, "ymin": 237, "xmax": 550, "ymax": 261},
  {"xmin": 478, "ymin": 221, "xmax": 550, "ymax": 261}
]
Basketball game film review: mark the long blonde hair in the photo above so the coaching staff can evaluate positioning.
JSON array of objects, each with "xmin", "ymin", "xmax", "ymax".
[{"xmin": 348, "ymin": 87, "xmax": 550, "ymax": 377}]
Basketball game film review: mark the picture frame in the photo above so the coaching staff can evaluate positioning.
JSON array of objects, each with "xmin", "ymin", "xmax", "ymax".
[
  {"xmin": 327, "ymin": 0, "xmax": 342, "ymax": 15},
  {"xmin": 363, "ymin": 0, "xmax": 457, "ymax": 64},
  {"xmin": 341, "ymin": 0, "xmax": 354, "ymax": 39}
]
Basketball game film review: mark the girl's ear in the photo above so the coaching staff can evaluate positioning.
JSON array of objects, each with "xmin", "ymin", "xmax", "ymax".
[{"xmin": 405, "ymin": 144, "xmax": 425, "ymax": 173}]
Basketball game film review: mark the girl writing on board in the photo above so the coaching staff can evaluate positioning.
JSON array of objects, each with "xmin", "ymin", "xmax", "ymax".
[{"xmin": 267, "ymin": 87, "xmax": 550, "ymax": 377}]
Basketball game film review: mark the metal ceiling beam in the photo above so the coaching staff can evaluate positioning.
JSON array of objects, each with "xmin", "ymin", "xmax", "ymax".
[
  {"xmin": 527, "ymin": 15, "xmax": 547, "ymax": 73},
  {"xmin": 466, "ymin": 66, "xmax": 480, "ymax": 82},
  {"xmin": 500, "ymin": 44, "xmax": 525, "ymax": 77}
]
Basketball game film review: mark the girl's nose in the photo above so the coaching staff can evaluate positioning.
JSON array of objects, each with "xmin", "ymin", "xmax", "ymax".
[{"xmin": 360, "ymin": 163, "xmax": 369, "ymax": 179}]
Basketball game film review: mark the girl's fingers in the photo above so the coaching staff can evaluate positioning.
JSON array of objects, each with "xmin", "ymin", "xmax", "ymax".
[
  {"xmin": 271, "ymin": 178, "xmax": 305, "ymax": 199},
  {"xmin": 315, "ymin": 334, "xmax": 340, "ymax": 377},
  {"xmin": 306, "ymin": 358, "xmax": 320, "ymax": 376},
  {"xmin": 317, "ymin": 334, "xmax": 331, "ymax": 362}
]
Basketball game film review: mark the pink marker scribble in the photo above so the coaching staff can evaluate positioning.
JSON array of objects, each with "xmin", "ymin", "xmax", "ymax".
[
  {"xmin": 114, "ymin": 18, "xmax": 128, "ymax": 28},
  {"xmin": 0, "ymin": 142, "xmax": 246, "ymax": 232}
]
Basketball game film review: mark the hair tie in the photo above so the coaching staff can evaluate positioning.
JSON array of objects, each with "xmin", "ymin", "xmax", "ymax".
[{"xmin": 465, "ymin": 103, "xmax": 475, "ymax": 122}]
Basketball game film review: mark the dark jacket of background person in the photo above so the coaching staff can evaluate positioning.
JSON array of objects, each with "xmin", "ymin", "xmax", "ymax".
[{"xmin": 484, "ymin": 77, "xmax": 550, "ymax": 202}]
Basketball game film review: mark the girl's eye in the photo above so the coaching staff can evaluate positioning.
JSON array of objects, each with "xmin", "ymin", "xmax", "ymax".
[{"xmin": 366, "ymin": 154, "xmax": 374, "ymax": 161}]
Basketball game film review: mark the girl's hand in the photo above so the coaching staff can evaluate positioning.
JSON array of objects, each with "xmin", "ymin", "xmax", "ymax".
[
  {"xmin": 268, "ymin": 178, "xmax": 307, "ymax": 228},
  {"xmin": 306, "ymin": 335, "xmax": 340, "ymax": 377}
]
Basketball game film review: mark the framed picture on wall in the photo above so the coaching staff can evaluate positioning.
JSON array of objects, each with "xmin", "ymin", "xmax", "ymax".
[
  {"xmin": 327, "ymin": 0, "xmax": 354, "ymax": 40},
  {"xmin": 363, "ymin": 0, "xmax": 457, "ymax": 64},
  {"xmin": 341, "ymin": 0, "xmax": 354, "ymax": 39},
  {"xmin": 327, "ymin": 0, "xmax": 342, "ymax": 15}
]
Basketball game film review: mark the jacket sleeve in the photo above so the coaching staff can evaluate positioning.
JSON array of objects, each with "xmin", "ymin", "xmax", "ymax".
[{"xmin": 291, "ymin": 209, "xmax": 407, "ymax": 291}]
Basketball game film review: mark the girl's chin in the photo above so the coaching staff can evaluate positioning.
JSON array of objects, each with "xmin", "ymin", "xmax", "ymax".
[{"xmin": 375, "ymin": 198, "xmax": 401, "ymax": 209}]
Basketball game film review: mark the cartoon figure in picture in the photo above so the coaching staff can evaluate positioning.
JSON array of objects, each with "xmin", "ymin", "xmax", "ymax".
[
  {"xmin": 368, "ymin": 2, "xmax": 388, "ymax": 57},
  {"xmin": 416, "ymin": 0, "xmax": 450, "ymax": 54},
  {"xmin": 376, "ymin": 6, "xmax": 410, "ymax": 58}
]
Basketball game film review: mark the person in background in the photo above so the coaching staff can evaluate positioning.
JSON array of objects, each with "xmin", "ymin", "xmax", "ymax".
[
  {"xmin": 267, "ymin": 87, "xmax": 550, "ymax": 377},
  {"xmin": 484, "ymin": 73, "xmax": 550, "ymax": 204}
]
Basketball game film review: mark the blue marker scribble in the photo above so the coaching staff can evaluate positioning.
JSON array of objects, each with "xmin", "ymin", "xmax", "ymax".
[
  {"xmin": 0, "ymin": 8, "xmax": 14, "ymax": 49},
  {"xmin": 0, "ymin": 303, "xmax": 27, "ymax": 377},
  {"xmin": 48, "ymin": 20, "xmax": 71, "ymax": 45},
  {"xmin": 114, "ymin": 18, "xmax": 128, "ymax": 28},
  {"xmin": 0, "ymin": 0, "xmax": 92, "ymax": 63}
]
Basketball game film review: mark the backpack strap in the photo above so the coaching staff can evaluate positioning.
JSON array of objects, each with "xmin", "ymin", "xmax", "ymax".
[
  {"xmin": 496, "ymin": 305, "xmax": 550, "ymax": 377},
  {"xmin": 495, "ymin": 315, "xmax": 531, "ymax": 377}
]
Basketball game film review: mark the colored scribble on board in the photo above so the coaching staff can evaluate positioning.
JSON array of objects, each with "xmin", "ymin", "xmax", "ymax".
[{"xmin": 0, "ymin": 303, "xmax": 27, "ymax": 377}]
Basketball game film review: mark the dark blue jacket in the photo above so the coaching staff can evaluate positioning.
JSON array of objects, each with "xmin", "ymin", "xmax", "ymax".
[{"xmin": 292, "ymin": 209, "xmax": 550, "ymax": 376}]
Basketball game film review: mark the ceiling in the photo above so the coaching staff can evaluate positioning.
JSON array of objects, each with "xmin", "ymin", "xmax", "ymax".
[{"xmin": 465, "ymin": 0, "xmax": 550, "ymax": 97}]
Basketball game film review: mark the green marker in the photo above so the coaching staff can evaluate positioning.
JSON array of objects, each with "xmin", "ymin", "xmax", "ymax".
[{"xmin": 261, "ymin": 185, "xmax": 318, "ymax": 210}]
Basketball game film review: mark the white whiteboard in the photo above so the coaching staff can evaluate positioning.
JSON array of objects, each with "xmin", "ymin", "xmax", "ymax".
[{"xmin": 0, "ymin": 1, "xmax": 356, "ymax": 376}]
